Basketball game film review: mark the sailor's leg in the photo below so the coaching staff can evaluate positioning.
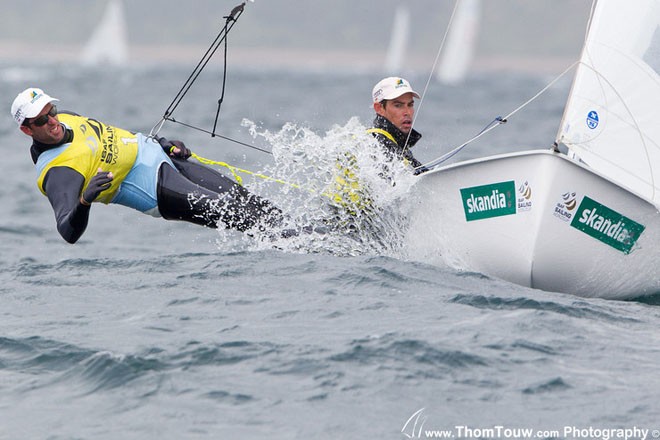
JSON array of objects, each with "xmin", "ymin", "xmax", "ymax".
[
  {"xmin": 169, "ymin": 157, "xmax": 284, "ymax": 221},
  {"xmin": 156, "ymin": 162, "xmax": 283, "ymax": 232},
  {"xmin": 169, "ymin": 157, "xmax": 240, "ymax": 192}
]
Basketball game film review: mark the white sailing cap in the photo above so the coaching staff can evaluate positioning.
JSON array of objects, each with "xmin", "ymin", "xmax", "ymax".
[
  {"xmin": 11, "ymin": 87, "xmax": 59, "ymax": 126},
  {"xmin": 372, "ymin": 77, "xmax": 420, "ymax": 103}
]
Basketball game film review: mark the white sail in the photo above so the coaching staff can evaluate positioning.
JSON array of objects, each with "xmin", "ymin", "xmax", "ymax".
[
  {"xmin": 436, "ymin": 0, "xmax": 480, "ymax": 84},
  {"xmin": 383, "ymin": 6, "xmax": 410, "ymax": 73},
  {"xmin": 80, "ymin": 0, "xmax": 129, "ymax": 66},
  {"xmin": 557, "ymin": 0, "xmax": 660, "ymax": 204}
]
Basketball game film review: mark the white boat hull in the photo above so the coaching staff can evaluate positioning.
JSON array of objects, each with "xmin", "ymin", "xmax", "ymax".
[{"xmin": 406, "ymin": 150, "xmax": 660, "ymax": 299}]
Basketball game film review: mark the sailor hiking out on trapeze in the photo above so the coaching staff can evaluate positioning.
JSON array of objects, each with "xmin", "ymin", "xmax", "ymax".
[{"xmin": 11, "ymin": 87, "xmax": 285, "ymax": 244}]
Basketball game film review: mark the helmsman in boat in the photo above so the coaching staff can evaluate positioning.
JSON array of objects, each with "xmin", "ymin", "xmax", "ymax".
[
  {"xmin": 329, "ymin": 77, "xmax": 424, "ymax": 214},
  {"xmin": 11, "ymin": 87, "xmax": 285, "ymax": 244},
  {"xmin": 369, "ymin": 76, "xmax": 423, "ymax": 170}
]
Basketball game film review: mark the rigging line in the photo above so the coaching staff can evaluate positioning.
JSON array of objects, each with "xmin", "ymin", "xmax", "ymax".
[
  {"xmin": 212, "ymin": 16, "xmax": 231, "ymax": 136},
  {"xmin": 415, "ymin": 60, "xmax": 580, "ymax": 174},
  {"xmin": 148, "ymin": 2, "xmax": 246, "ymax": 139},
  {"xmin": 163, "ymin": 29, "xmax": 228, "ymax": 118},
  {"xmin": 189, "ymin": 151, "xmax": 334, "ymax": 199},
  {"xmin": 162, "ymin": 3, "xmax": 245, "ymax": 120},
  {"xmin": 403, "ymin": 0, "xmax": 463, "ymax": 153},
  {"xmin": 169, "ymin": 10, "xmax": 243, "ymax": 118},
  {"xmin": 164, "ymin": 117, "xmax": 273, "ymax": 154},
  {"xmin": 503, "ymin": 60, "xmax": 579, "ymax": 122},
  {"xmin": 414, "ymin": 117, "xmax": 505, "ymax": 174}
]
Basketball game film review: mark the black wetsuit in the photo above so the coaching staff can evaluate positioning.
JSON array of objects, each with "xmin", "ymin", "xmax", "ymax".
[
  {"xmin": 31, "ymin": 125, "xmax": 283, "ymax": 244},
  {"xmin": 158, "ymin": 158, "xmax": 282, "ymax": 232},
  {"xmin": 370, "ymin": 114, "xmax": 423, "ymax": 168}
]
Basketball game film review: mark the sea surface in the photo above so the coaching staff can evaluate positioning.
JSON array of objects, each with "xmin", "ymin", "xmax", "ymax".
[{"xmin": 1, "ymin": 61, "xmax": 659, "ymax": 440}]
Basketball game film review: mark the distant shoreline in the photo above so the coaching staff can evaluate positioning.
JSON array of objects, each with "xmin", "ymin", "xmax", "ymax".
[{"xmin": 0, "ymin": 41, "xmax": 576, "ymax": 75}]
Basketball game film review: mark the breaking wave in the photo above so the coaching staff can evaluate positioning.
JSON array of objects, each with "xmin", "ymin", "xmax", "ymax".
[{"xmin": 215, "ymin": 117, "xmax": 419, "ymax": 257}]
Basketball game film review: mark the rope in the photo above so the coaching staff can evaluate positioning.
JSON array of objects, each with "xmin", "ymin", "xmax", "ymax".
[
  {"xmin": 149, "ymin": 2, "xmax": 247, "ymax": 139},
  {"xmin": 415, "ymin": 60, "xmax": 580, "ymax": 174},
  {"xmin": 187, "ymin": 152, "xmax": 346, "ymax": 201},
  {"xmin": 414, "ymin": 116, "xmax": 506, "ymax": 174},
  {"xmin": 190, "ymin": 152, "xmax": 299, "ymax": 189},
  {"xmin": 405, "ymin": 0, "xmax": 463, "ymax": 152},
  {"xmin": 503, "ymin": 60, "xmax": 579, "ymax": 122},
  {"xmin": 160, "ymin": 117, "xmax": 272, "ymax": 154},
  {"xmin": 211, "ymin": 8, "xmax": 232, "ymax": 136}
]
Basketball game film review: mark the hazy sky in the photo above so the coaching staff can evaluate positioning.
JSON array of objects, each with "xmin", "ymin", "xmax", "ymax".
[{"xmin": 0, "ymin": 0, "xmax": 593, "ymax": 73}]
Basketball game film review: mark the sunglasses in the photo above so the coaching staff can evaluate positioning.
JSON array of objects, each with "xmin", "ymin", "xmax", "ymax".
[{"xmin": 27, "ymin": 105, "xmax": 58, "ymax": 127}]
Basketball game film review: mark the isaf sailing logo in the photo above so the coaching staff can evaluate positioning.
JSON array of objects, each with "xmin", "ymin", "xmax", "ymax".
[
  {"xmin": 517, "ymin": 181, "xmax": 532, "ymax": 212},
  {"xmin": 460, "ymin": 181, "xmax": 516, "ymax": 221},
  {"xmin": 553, "ymin": 191, "xmax": 577, "ymax": 222}
]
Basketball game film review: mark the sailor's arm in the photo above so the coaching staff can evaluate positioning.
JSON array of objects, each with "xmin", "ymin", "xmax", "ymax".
[{"xmin": 42, "ymin": 167, "xmax": 92, "ymax": 244}]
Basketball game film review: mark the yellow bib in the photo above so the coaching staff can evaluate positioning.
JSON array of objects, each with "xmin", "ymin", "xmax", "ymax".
[
  {"xmin": 36, "ymin": 113, "xmax": 139, "ymax": 204},
  {"xmin": 366, "ymin": 127, "xmax": 397, "ymax": 145},
  {"xmin": 328, "ymin": 152, "xmax": 374, "ymax": 216},
  {"xmin": 366, "ymin": 127, "xmax": 411, "ymax": 167}
]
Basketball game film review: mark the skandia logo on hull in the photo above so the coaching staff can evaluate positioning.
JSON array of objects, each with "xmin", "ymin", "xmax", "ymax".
[
  {"xmin": 570, "ymin": 196, "xmax": 645, "ymax": 254},
  {"xmin": 460, "ymin": 181, "xmax": 516, "ymax": 221}
]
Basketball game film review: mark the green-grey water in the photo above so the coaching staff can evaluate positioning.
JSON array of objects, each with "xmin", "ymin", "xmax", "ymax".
[{"xmin": 1, "ymin": 64, "xmax": 659, "ymax": 439}]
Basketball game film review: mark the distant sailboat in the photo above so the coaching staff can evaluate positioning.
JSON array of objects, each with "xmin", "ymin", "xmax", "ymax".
[
  {"xmin": 80, "ymin": 0, "xmax": 129, "ymax": 66},
  {"xmin": 436, "ymin": 0, "xmax": 481, "ymax": 84},
  {"xmin": 384, "ymin": 6, "xmax": 410, "ymax": 73}
]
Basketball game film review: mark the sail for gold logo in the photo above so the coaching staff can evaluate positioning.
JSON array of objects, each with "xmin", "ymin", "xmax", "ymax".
[{"xmin": 460, "ymin": 181, "xmax": 516, "ymax": 221}]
